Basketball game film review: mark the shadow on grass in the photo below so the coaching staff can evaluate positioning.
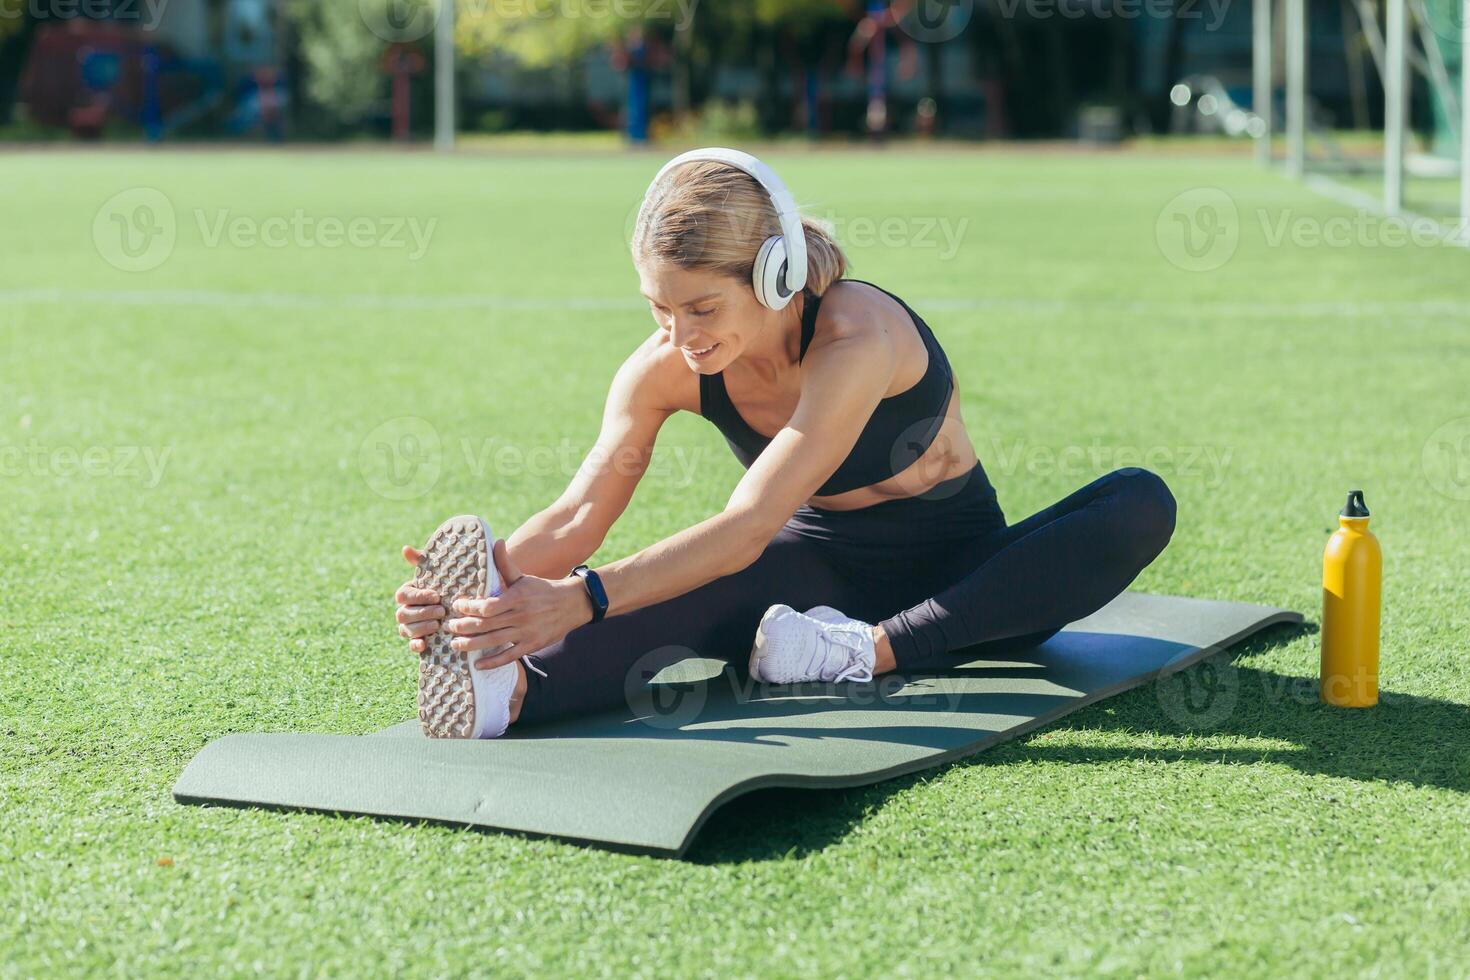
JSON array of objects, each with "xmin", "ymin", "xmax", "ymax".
[{"xmin": 686, "ymin": 622, "xmax": 1470, "ymax": 864}]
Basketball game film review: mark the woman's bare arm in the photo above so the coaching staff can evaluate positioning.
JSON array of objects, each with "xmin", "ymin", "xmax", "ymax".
[
  {"xmin": 502, "ymin": 334, "xmax": 675, "ymax": 578},
  {"xmin": 439, "ymin": 310, "xmax": 897, "ymax": 667},
  {"xmin": 395, "ymin": 333, "xmax": 673, "ymax": 651},
  {"xmin": 593, "ymin": 314, "xmax": 895, "ymax": 616}
]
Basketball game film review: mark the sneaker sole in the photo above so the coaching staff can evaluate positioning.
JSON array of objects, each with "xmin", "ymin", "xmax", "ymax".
[{"xmin": 414, "ymin": 516, "xmax": 495, "ymax": 739}]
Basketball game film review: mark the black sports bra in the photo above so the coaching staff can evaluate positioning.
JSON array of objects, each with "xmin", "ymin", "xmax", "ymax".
[{"xmin": 698, "ymin": 279, "xmax": 954, "ymax": 496}]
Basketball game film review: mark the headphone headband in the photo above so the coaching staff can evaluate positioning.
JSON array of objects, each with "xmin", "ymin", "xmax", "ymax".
[{"xmin": 638, "ymin": 147, "xmax": 808, "ymax": 296}]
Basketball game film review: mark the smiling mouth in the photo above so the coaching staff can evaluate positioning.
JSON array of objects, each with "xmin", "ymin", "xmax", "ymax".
[{"xmin": 684, "ymin": 343, "xmax": 719, "ymax": 359}]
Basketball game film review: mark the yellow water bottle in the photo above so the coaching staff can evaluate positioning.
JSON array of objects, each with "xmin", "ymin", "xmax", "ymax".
[{"xmin": 1320, "ymin": 490, "xmax": 1381, "ymax": 707}]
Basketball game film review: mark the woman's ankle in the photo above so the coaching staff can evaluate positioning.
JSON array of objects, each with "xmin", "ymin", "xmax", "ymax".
[
  {"xmin": 871, "ymin": 625, "xmax": 897, "ymax": 675},
  {"xmin": 507, "ymin": 660, "xmax": 529, "ymax": 725}
]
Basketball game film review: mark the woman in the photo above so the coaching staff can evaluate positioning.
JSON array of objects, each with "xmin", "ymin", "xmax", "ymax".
[{"xmin": 394, "ymin": 148, "xmax": 1177, "ymax": 739}]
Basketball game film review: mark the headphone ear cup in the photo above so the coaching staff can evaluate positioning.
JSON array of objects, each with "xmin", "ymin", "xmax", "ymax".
[{"xmin": 753, "ymin": 235, "xmax": 792, "ymax": 310}]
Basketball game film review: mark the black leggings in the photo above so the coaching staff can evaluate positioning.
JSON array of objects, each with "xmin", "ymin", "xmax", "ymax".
[{"xmin": 517, "ymin": 464, "xmax": 1177, "ymax": 727}]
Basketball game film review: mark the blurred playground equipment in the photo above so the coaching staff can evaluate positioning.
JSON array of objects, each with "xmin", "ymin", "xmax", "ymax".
[
  {"xmin": 15, "ymin": 0, "xmax": 286, "ymax": 140},
  {"xmin": 1, "ymin": 0, "xmax": 1465, "ymax": 215}
]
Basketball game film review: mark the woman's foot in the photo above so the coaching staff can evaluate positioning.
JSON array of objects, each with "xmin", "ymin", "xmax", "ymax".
[
  {"xmin": 749, "ymin": 604, "xmax": 877, "ymax": 684},
  {"xmin": 413, "ymin": 516, "xmax": 517, "ymax": 738}
]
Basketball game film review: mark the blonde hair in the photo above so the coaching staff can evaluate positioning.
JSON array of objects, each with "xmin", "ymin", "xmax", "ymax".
[{"xmin": 632, "ymin": 161, "xmax": 847, "ymax": 297}]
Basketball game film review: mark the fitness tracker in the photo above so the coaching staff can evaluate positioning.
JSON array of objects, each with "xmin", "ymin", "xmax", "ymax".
[{"xmin": 570, "ymin": 565, "xmax": 609, "ymax": 624}]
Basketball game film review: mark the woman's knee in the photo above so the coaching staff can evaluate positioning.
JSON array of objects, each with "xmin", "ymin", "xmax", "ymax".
[{"xmin": 1111, "ymin": 467, "xmax": 1177, "ymax": 561}]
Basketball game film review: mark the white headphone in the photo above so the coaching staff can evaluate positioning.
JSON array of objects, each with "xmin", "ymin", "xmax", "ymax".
[{"xmin": 638, "ymin": 147, "xmax": 808, "ymax": 311}]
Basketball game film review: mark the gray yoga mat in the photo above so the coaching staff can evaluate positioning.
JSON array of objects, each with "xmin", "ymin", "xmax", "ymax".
[{"xmin": 174, "ymin": 592, "xmax": 1300, "ymax": 857}]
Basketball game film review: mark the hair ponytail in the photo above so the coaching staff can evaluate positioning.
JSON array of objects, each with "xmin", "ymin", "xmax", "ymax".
[{"xmin": 798, "ymin": 215, "xmax": 846, "ymax": 296}]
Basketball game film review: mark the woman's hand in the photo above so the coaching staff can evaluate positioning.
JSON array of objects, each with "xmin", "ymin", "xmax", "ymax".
[
  {"xmin": 394, "ymin": 546, "xmax": 445, "ymax": 654},
  {"xmin": 445, "ymin": 540, "xmax": 594, "ymax": 669}
]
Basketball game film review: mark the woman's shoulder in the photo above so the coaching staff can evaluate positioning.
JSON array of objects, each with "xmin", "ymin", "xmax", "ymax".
[
  {"xmin": 613, "ymin": 327, "xmax": 700, "ymax": 414},
  {"xmin": 809, "ymin": 279, "xmax": 915, "ymax": 349},
  {"xmin": 808, "ymin": 279, "xmax": 937, "ymax": 395}
]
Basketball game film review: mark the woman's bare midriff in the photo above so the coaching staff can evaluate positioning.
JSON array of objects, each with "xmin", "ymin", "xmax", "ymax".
[{"xmin": 806, "ymin": 384, "xmax": 977, "ymax": 511}]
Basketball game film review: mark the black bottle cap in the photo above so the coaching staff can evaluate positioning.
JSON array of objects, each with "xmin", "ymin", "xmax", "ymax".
[{"xmin": 1341, "ymin": 490, "xmax": 1369, "ymax": 518}]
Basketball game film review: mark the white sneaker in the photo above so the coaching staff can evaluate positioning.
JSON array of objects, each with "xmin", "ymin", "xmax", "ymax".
[
  {"xmin": 414, "ymin": 515, "xmax": 516, "ymax": 739},
  {"xmin": 750, "ymin": 604, "xmax": 877, "ymax": 685}
]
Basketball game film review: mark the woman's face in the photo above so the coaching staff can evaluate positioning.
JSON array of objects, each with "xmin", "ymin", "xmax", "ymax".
[{"xmin": 637, "ymin": 260, "xmax": 769, "ymax": 374}]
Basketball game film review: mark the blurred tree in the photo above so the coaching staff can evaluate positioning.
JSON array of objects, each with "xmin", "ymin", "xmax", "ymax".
[
  {"xmin": 695, "ymin": 0, "xmax": 853, "ymax": 133},
  {"xmin": 455, "ymin": 0, "xmax": 648, "ymax": 136},
  {"xmin": 284, "ymin": 0, "xmax": 390, "ymax": 130},
  {"xmin": 456, "ymin": 0, "xmax": 635, "ymax": 66},
  {"xmin": 758, "ymin": 0, "xmax": 853, "ymax": 134},
  {"xmin": 0, "ymin": 0, "xmax": 37, "ymax": 125}
]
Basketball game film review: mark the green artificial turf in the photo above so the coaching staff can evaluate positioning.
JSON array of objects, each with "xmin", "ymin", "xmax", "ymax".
[{"xmin": 2, "ymin": 145, "xmax": 1468, "ymax": 977}]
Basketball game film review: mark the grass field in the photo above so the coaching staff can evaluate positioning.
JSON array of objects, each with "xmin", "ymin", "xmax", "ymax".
[{"xmin": 3, "ymin": 145, "xmax": 1469, "ymax": 977}]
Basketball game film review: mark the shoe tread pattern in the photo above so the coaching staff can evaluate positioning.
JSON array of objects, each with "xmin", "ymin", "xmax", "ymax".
[{"xmin": 413, "ymin": 517, "xmax": 490, "ymax": 739}]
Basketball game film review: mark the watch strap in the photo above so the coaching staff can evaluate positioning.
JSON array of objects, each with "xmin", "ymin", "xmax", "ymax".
[{"xmin": 570, "ymin": 565, "xmax": 608, "ymax": 623}]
